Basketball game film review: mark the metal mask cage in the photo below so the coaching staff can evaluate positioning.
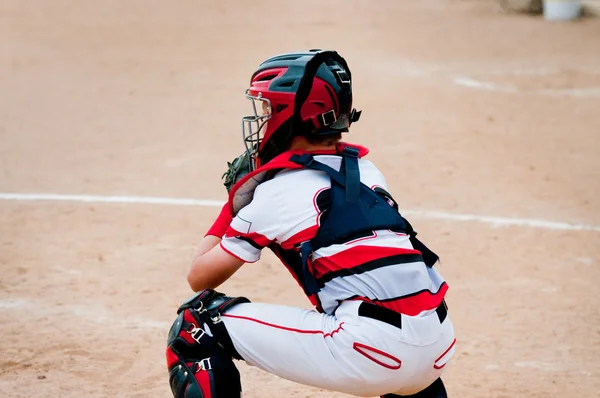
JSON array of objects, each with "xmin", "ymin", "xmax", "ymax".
[{"xmin": 242, "ymin": 90, "xmax": 272, "ymax": 170}]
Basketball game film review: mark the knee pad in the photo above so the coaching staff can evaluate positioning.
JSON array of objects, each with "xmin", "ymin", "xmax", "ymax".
[{"xmin": 166, "ymin": 289, "xmax": 250, "ymax": 398}]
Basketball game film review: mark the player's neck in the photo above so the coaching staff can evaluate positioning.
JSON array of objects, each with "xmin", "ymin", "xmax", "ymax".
[{"xmin": 288, "ymin": 136, "xmax": 338, "ymax": 153}]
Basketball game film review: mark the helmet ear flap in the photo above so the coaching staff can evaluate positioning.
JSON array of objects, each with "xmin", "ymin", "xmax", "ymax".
[
  {"xmin": 293, "ymin": 51, "xmax": 339, "ymax": 125},
  {"xmin": 293, "ymin": 51, "xmax": 359, "ymax": 137}
]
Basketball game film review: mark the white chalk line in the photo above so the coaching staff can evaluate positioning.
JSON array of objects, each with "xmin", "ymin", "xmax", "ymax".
[
  {"xmin": 452, "ymin": 77, "xmax": 517, "ymax": 93},
  {"xmin": 1, "ymin": 192, "xmax": 599, "ymax": 232},
  {"xmin": 0, "ymin": 192, "xmax": 225, "ymax": 207},
  {"xmin": 404, "ymin": 210, "xmax": 600, "ymax": 232},
  {"xmin": 0, "ymin": 298, "xmax": 170, "ymax": 330},
  {"xmin": 368, "ymin": 56, "xmax": 600, "ymax": 97},
  {"xmin": 453, "ymin": 76, "xmax": 600, "ymax": 97}
]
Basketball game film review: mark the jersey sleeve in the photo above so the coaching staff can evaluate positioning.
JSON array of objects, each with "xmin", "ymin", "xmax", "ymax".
[{"xmin": 220, "ymin": 183, "xmax": 283, "ymax": 263}]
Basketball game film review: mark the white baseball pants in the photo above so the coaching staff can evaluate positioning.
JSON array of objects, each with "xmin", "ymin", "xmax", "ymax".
[{"xmin": 222, "ymin": 300, "xmax": 456, "ymax": 397}]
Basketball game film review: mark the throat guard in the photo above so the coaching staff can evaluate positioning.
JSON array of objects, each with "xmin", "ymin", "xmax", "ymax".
[{"xmin": 227, "ymin": 143, "xmax": 368, "ymax": 215}]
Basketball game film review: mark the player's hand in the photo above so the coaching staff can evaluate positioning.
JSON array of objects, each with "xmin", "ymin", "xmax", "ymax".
[{"xmin": 222, "ymin": 150, "xmax": 252, "ymax": 193}]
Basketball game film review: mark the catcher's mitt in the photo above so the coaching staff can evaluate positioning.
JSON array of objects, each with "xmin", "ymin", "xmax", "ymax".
[{"xmin": 222, "ymin": 151, "xmax": 252, "ymax": 193}]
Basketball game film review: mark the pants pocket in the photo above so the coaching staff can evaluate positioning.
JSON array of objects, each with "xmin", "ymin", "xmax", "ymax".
[
  {"xmin": 353, "ymin": 342, "xmax": 402, "ymax": 370},
  {"xmin": 433, "ymin": 338, "xmax": 456, "ymax": 370}
]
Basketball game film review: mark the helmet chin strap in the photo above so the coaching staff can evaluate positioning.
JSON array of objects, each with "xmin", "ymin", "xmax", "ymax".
[{"xmin": 257, "ymin": 118, "xmax": 295, "ymax": 167}]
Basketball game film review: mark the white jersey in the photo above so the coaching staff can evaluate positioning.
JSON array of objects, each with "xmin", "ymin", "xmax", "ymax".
[{"xmin": 221, "ymin": 154, "xmax": 448, "ymax": 315}]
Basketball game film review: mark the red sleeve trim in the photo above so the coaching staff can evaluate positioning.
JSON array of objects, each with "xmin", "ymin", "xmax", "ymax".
[
  {"xmin": 219, "ymin": 242, "xmax": 256, "ymax": 263},
  {"xmin": 225, "ymin": 226, "xmax": 243, "ymax": 238},
  {"xmin": 225, "ymin": 227, "xmax": 272, "ymax": 248},
  {"xmin": 205, "ymin": 202, "xmax": 233, "ymax": 238},
  {"xmin": 280, "ymin": 225, "xmax": 319, "ymax": 250}
]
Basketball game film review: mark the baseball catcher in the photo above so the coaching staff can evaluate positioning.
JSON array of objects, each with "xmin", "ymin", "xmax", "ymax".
[{"xmin": 166, "ymin": 50, "xmax": 455, "ymax": 397}]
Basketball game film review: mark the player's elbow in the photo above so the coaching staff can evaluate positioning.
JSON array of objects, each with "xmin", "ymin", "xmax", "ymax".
[
  {"xmin": 187, "ymin": 271, "xmax": 199, "ymax": 292},
  {"xmin": 187, "ymin": 260, "xmax": 211, "ymax": 292},
  {"xmin": 187, "ymin": 247, "xmax": 245, "ymax": 292},
  {"xmin": 187, "ymin": 270, "xmax": 211, "ymax": 292}
]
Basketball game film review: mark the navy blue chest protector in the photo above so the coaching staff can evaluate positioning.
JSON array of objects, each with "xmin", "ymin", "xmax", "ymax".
[{"xmin": 289, "ymin": 147, "xmax": 439, "ymax": 295}]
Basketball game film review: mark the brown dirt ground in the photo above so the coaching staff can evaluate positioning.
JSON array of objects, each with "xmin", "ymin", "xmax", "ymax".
[{"xmin": 1, "ymin": 1, "xmax": 599, "ymax": 397}]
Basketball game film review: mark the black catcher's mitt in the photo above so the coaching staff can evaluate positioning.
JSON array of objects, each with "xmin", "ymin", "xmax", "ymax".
[{"xmin": 222, "ymin": 151, "xmax": 252, "ymax": 193}]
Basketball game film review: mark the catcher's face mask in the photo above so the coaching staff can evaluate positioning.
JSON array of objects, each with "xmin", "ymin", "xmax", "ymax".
[{"xmin": 242, "ymin": 90, "xmax": 272, "ymax": 170}]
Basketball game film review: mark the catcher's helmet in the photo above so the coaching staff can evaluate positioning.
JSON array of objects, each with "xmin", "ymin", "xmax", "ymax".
[{"xmin": 242, "ymin": 49, "xmax": 361, "ymax": 168}]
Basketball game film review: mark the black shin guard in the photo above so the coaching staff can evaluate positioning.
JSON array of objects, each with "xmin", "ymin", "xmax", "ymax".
[
  {"xmin": 382, "ymin": 378, "xmax": 448, "ymax": 398},
  {"xmin": 167, "ymin": 347, "xmax": 242, "ymax": 398},
  {"xmin": 166, "ymin": 290, "xmax": 250, "ymax": 398}
]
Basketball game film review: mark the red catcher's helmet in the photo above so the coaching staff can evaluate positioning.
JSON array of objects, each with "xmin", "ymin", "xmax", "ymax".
[{"xmin": 242, "ymin": 50, "xmax": 361, "ymax": 169}]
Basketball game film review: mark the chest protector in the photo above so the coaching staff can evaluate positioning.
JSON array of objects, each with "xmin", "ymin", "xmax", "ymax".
[
  {"xmin": 228, "ymin": 145, "xmax": 439, "ymax": 296},
  {"xmin": 289, "ymin": 146, "xmax": 439, "ymax": 294}
]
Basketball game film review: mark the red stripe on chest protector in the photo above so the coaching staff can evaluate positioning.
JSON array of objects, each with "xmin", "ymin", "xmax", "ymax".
[
  {"xmin": 280, "ymin": 225, "xmax": 319, "ymax": 250},
  {"xmin": 311, "ymin": 245, "xmax": 421, "ymax": 278},
  {"xmin": 222, "ymin": 314, "xmax": 344, "ymax": 338}
]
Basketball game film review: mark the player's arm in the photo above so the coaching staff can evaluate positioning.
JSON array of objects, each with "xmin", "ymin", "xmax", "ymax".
[
  {"xmin": 187, "ymin": 203, "xmax": 244, "ymax": 292},
  {"xmin": 187, "ymin": 235, "xmax": 244, "ymax": 292},
  {"xmin": 188, "ymin": 183, "xmax": 277, "ymax": 292}
]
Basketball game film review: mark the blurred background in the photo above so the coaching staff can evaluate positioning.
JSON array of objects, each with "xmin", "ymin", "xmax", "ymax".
[{"xmin": 1, "ymin": 1, "xmax": 599, "ymax": 397}]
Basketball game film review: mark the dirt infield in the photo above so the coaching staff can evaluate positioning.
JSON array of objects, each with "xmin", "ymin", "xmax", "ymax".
[{"xmin": 1, "ymin": 1, "xmax": 599, "ymax": 397}]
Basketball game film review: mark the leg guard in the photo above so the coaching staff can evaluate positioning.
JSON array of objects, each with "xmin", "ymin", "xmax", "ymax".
[
  {"xmin": 166, "ymin": 289, "xmax": 250, "ymax": 398},
  {"xmin": 382, "ymin": 378, "xmax": 448, "ymax": 398}
]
